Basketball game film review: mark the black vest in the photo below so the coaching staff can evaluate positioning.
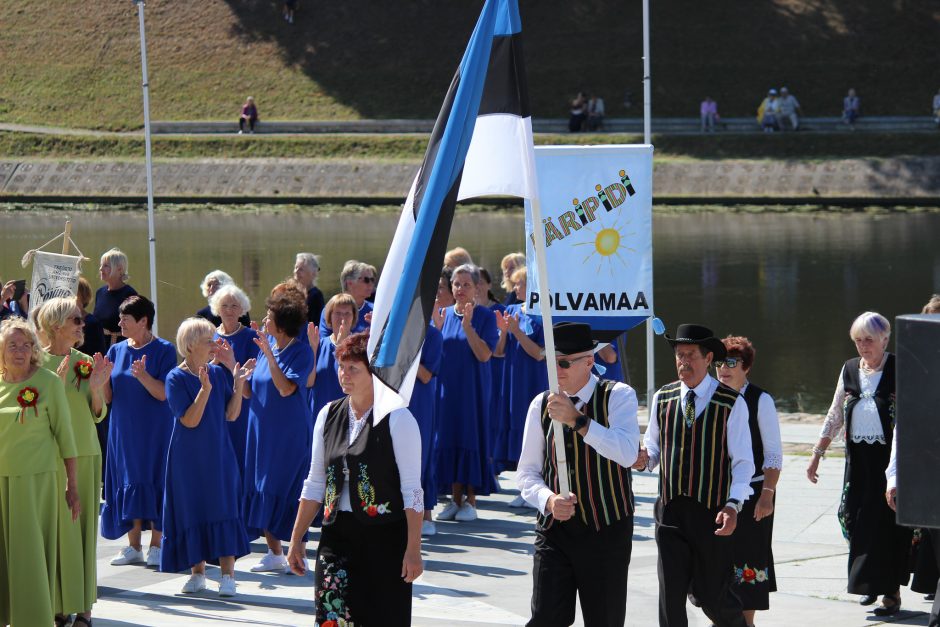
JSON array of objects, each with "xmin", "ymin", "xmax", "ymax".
[
  {"xmin": 321, "ymin": 397, "xmax": 405, "ymax": 526},
  {"xmin": 656, "ymin": 380, "xmax": 738, "ymax": 509},
  {"xmin": 842, "ymin": 354, "xmax": 896, "ymax": 449},
  {"xmin": 536, "ymin": 379, "xmax": 635, "ymax": 531},
  {"xmin": 742, "ymin": 383, "xmax": 768, "ymax": 481}
]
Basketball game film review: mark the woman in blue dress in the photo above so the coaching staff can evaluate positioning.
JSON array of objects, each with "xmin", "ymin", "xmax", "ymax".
[
  {"xmin": 306, "ymin": 293, "xmax": 357, "ymax": 419},
  {"xmin": 494, "ymin": 266, "xmax": 547, "ymax": 497},
  {"xmin": 434, "ymin": 264, "xmax": 499, "ymax": 523},
  {"xmin": 210, "ymin": 284, "xmax": 256, "ymax": 478},
  {"xmin": 410, "ymin": 322, "xmax": 443, "ymax": 536},
  {"xmin": 243, "ymin": 288, "xmax": 314, "ymax": 573},
  {"xmin": 101, "ymin": 295, "xmax": 177, "ymax": 568},
  {"xmin": 478, "ymin": 269, "xmax": 507, "ymax": 473},
  {"xmin": 162, "ymin": 318, "xmax": 253, "ymax": 597}
]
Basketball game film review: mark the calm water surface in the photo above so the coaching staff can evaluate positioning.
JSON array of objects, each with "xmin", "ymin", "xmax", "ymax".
[{"xmin": 2, "ymin": 208, "xmax": 937, "ymax": 412}]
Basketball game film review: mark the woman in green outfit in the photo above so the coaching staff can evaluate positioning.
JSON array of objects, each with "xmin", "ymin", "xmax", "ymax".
[
  {"xmin": 35, "ymin": 297, "xmax": 112, "ymax": 627},
  {"xmin": 0, "ymin": 317, "xmax": 80, "ymax": 627}
]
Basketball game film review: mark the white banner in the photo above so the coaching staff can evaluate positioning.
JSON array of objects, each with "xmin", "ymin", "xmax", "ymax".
[
  {"xmin": 28, "ymin": 251, "xmax": 81, "ymax": 313},
  {"xmin": 524, "ymin": 145, "xmax": 653, "ymax": 337}
]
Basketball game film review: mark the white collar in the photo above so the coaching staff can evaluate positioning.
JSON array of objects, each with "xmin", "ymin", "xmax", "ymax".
[
  {"xmin": 568, "ymin": 374, "xmax": 599, "ymax": 405},
  {"xmin": 680, "ymin": 374, "xmax": 717, "ymax": 399}
]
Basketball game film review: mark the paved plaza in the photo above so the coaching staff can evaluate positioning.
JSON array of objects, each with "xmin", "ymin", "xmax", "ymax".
[{"xmin": 88, "ymin": 424, "xmax": 935, "ymax": 626}]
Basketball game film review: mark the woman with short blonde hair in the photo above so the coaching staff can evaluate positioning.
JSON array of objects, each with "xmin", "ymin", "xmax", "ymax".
[{"xmin": 93, "ymin": 247, "xmax": 137, "ymax": 348}]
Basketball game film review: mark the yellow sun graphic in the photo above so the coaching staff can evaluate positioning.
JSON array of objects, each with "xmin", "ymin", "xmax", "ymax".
[{"xmin": 571, "ymin": 216, "xmax": 636, "ymax": 274}]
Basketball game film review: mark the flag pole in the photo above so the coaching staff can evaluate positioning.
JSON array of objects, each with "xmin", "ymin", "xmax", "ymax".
[
  {"xmin": 134, "ymin": 0, "xmax": 159, "ymax": 335},
  {"xmin": 642, "ymin": 0, "xmax": 655, "ymax": 408},
  {"xmin": 529, "ymin": 194, "xmax": 571, "ymax": 497}
]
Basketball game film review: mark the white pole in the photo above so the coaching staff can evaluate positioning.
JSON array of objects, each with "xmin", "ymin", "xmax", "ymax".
[
  {"xmin": 642, "ymin": 0, "xmax": 655, "ymax": 407},
  {"xmin": 529, "ymin": 194, "xmax": 570, "ymax": 497},
  {"xmin": 135, "ymin": 0, "xmax": 159, "ymax": 336}
]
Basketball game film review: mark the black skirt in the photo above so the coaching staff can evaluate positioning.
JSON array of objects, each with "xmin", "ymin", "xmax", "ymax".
[
  {"xmin": 730, "ymin": 480, "xmax": 777, "ymax": 610},
  {"xmin": 314, "ymin": 512, "xmax": 411, "ymax": 626},
  {"xmin": 841, "ymin": 440, "xmax": 912, "ymax": 595},
  {"xmin": 912, "ymin": 528, "xmax": 940, "ymax": 594}
]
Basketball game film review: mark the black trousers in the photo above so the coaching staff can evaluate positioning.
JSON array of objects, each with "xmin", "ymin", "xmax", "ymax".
[
  {"xmin": 930, "ymin": 528, "xmax": 940, "ymax": 627},
  {"xmin": 655, "ymin": 496, "xmax": 746, "ymax": 627},
  {"xmin": 528, "ymin": 516, "xmax": 633, "ymax": 627}
]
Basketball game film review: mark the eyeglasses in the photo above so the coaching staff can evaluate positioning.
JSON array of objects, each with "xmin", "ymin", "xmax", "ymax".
[
  {"xmin": 359, "ymin": 276, "xmax": 375, "ymax": 285},
  {"xmin": 557, "ymin": 355, "xmax": 590, "ymax": 369},
  {"xmin": 714, "ymin": 357, "xmax": 741, "ymax": 369}
]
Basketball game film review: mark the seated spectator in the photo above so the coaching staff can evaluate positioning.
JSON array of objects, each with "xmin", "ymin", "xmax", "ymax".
[
  {"xmin": 700, "ymin": 96, "xmax": 719, "ymax": 132},
  {"xmin": 778, "ymin": 87, "xmax": 802, "ymax": 131},
  {"xmin": 758, "ymin": 89, "xmax": 780, "ymax": 132},
  {"xmin": 283, "ymin": 0, "xmax": 297, "ymax": 24},
  {"xmin": 932, "ymin": 88, "xmax": 940, "ymax": 128},
  {"xmin": 843, "ymin": 88, "xmax": 860, "ymax": 127},
  {"xmin": 586, "ymin": 94, "xmax": 605, "ymax": 131},
  {"xmin": 238, "ymin": 97, "xmax": 259, "ymax": 135},
  {"xmin": 568, "ymin": 92, "xmax": 587, "ymax": 132}
]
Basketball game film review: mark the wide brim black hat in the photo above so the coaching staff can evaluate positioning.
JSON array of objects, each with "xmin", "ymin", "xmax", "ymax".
[
  {"xmin": 552, "ymin": 321, "xmax": 599, "ymax": 355},
  {"xmin": 664, "ymin": 323, "xmax": 727, "ymax": 361}
]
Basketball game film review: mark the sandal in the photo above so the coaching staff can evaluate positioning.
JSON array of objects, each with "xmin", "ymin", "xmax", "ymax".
[
  {"xmin": 54, "ymin": 615, "xmax": 71, "ymax": 627},
  {"xmin": 872, "ymin": 593, "xmax": 901, "ymax": 616}
]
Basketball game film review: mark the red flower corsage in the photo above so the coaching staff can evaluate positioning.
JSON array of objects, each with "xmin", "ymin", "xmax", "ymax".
[
  {"xmin": 16, "ymin": 386, "xmax": 39, "ymax": 424},
  {"xmin": 73, "ymin": 360, "xmax": 93, "ymax": 390}
]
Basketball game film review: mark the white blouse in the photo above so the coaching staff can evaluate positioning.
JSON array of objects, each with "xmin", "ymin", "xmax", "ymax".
[
  {"xmin": 741, "ymin": 382, "xmax": 784, "ymax": 480},
  {"xmin": 819, "ymin": 365, "xmax": 886, "ymax": 444},
  {"xmin": 301, "ymin": 404, "xmax": 425, "ymax": 512}
]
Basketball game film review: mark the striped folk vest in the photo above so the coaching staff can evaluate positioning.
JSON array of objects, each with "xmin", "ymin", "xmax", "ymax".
[
  {"xmin": 656, "ymin": 380, "xmax": 737, "ymax": 509},
  {"xmin": 536, "ymin": 379, "xmax": 635, "ymax": 531}
]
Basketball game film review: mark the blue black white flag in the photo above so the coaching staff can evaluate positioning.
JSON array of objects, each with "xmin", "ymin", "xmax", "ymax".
[{"xmin": 368, "ymin": 0, "xmax": 537, "ymax": 419}]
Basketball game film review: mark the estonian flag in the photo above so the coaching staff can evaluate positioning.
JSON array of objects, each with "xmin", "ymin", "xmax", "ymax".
[{"xmin": 367, "ymin": 0, "xmax": 537, "ymax": 420}]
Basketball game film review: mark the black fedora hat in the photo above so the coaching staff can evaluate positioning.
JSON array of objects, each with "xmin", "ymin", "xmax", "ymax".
[
  {"xmin": 664, "ymin": 323, "xmax": 727, "ymax": 361},
  {"xmin": 552, "ymin": 322, "xmax": 599, "ymax": 355}
]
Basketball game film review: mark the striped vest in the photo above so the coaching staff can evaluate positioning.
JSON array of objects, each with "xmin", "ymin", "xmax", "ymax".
[
  {"xmin": 536, "ymin": 379, "xmax": 635, "ymax": 531},
  {"xmin": 656, "ymin": 380, "xmax": 737, "ymax": 509}
]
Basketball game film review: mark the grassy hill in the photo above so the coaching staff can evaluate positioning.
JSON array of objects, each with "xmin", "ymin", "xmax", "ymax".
[{"xmin": 1, "ymin": 1, "xmax": 937, "ymax": 131}]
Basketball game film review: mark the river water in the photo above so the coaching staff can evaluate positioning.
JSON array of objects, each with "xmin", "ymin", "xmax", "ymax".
[{"xmin": 2, "ymin": 207, "xmax": 937, "ymax": 412}]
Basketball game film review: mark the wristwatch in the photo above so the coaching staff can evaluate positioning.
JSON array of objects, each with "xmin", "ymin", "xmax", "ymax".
[
  {"xmin": 573, "ymin": 413, "xmax": 590, "ymax": 431},
  {"xmin": 725, "ymin": 499, "xmax": 742, "ymax": 513}
]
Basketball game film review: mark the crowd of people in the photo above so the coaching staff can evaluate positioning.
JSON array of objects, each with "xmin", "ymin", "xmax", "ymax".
[{"xmin": 1, "ymin": 239, "xmax": 938, "ymax": 626}]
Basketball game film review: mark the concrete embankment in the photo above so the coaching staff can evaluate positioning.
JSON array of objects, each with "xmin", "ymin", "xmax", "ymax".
[{"xmin": 1, "ymin": 157, "xmax": 939, "ymax": 205}]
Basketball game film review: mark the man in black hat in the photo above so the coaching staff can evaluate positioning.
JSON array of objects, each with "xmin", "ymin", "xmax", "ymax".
[
  {"xmin": 634, "ymin": 323, "xmax": 755, "ymax": 627},
  {"xmin": 516, "ymin": 321, "xmax": 641, "ymax": 627}
]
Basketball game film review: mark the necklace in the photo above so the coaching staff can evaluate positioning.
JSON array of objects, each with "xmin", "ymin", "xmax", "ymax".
[
  {"xmin": 273, "ymin": 337, "xmax": 295, "ymax": 354},
  {"xmin": 218, "ymin": 322, "xmax": 242, "ymax": 336}
]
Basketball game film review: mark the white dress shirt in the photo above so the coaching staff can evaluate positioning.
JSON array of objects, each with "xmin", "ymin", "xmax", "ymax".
[
  {"xmin": 741, "ymin": 382, "xmax": 784, "ymax": 481},
  {"xmin": 516, "ymin": 374, "xmax": 640, "ymax": 514},
  {"xmin": 819, "ymin": 365, "xmax": 887, "ymax": 444},
  {"xmin": 886, "ymin": 425, "xmax": 898, "ymax": 490},
  {"xmin": 644, "ymin": 375, "xmax": 755, "ymax": 502},
  {"xmin": 301, "ymin": 404, "xmax": 425, "ymax": 513}
]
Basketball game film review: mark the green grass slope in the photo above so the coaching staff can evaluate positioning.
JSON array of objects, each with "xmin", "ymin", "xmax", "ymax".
[{"xmin": 1, "ymin": 1, "xmax": 937, "ymax": 131}]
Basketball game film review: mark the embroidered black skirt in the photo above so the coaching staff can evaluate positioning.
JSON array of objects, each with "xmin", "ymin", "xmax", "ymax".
[
  {"xmin": 841, "ymin": 440, "xmax": 912, "ymax": 596},
  {"xmin": 314, "ymin": 511, "xmax": 411, "ymax": 626},
  {"xmin": 730, "ymin": 480, "xmax": 777, "ymax": 610}
]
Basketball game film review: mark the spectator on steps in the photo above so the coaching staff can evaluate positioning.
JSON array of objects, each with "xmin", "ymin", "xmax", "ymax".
[
  {"xmin": 758, "ymin": 89, "xmax": 780, "ymax": 132},
  {"xmin": 568, "ymin": 92, "xmax": 587, "ymax": 132},
  {"xmin": 778, "ymin": 87, "xmax": 802, "ymax": 131},
  {"xmin": 700, "ymin": 96, "xmax": 719, "ymax": 132},
  {"xmin": 843, "ymin": 88, "xmax": 860, "ymax": 128},
  {"xmin": 586, "ymin": 94, "xmax": 606, "ymax": 131},
  {"xmin": 238, "ymin": 97, "xmax": 259, "ymax": 135},
  {"xmin": 932, "ymin": 88, "xmax": 940, "ymax": 129},
  {"xmin": 283, "ymin": 0, "xmax": 297, "ymax": 24}
]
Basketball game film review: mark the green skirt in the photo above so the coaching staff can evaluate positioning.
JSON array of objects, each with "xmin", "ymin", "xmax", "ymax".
[
  {"xmin": 56, "ymin": 454, "xmax": 101, "ymax": 614},
  {"xmin": 0, "ymin": 471, "xmax": 59, "ymax": 626}
]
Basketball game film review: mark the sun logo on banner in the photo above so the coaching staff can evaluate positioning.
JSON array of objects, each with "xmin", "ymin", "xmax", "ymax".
[{"xmin": 571, "ymin": 207, "xmax": 636, "ymax": 275}]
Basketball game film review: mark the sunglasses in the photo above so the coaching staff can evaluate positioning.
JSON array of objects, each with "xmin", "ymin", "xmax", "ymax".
[
  {"xmin": 714, "ymin": 357, "xmax": 741, "ymax": 369},
  {"xmin": 557, "ymin": 355, "xmax": 590, "ymax": 369},
  {"xmin": 359, "ymin": 276, "xmax": 376, "ymax": 284}
]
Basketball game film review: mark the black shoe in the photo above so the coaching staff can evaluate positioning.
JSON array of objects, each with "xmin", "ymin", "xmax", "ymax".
[
  {"xmin": 872, "ymin": 594, "xmax": 901, "ymax": 616},
  {"xmin": 859, "ymin": 594, "xmax": 877, "ymax": 606},
  {"xmin": 927, "ymin": 593, "xmax": 936, "ymax": 601}
]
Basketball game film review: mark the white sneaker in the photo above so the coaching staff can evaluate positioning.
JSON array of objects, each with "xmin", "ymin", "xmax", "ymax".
[
  {"xmin": 250, "ymin": 550, "xmax": 290, "ymax": 573},
  {"xmin": 421, "ymin": 520, "xmax": 437, "ymax": 536},
  {"xmin": 508, "ymin": 494, "xmax": 529, "ymax": 508},
  {"xmin": 238, "ymin": 130, "xmax": 243, "ymax": 135},
  {"xmin": 146, "ymin": 546, "xmax": 162, "ymax": 567},
  {"xmin": 436, "ymin": 501, "xmax": 459, "ymax": 521},
  {"xmin": 455, "ymin": 502, "xmax": 478, "ymax": 522},
  {"xmin": 181, "ymin": 573, "xmax": 207, "ymax": 594},
  {"xmin": 219, "ymin": 574, "xmax": 237, "ymax": 597},
  {"xmin": 110, "ymin": 545, "xmax": 145, "ymax": 566}
]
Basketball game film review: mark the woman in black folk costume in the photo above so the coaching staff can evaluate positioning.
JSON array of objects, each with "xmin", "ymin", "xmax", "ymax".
[
  {"xmin": 807, "ymin": 311, "xmax": 912, "ymax": 616},
  {"xmin": 288, "ymin": 332, "xmax": 424, "ymax": 626}
]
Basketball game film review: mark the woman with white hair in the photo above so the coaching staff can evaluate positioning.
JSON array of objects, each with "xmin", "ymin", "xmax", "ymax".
[
  {"xmin": 196, "ymin": 270, "xmax": 250, "ymax": 328},
  {"xmin": 93, "ymin": 247, "xmax": 137, "ymax": 348},
  {"xmin": 807, "ymin": 311, "xmax": 912, "ymax": 616},
  {"xmin": 293, "ymin": 253, "xmax": 325, "ymax": 325},
  {"xmin": 34, "ymin": 298, "xmax": 112, "ymax": 627},
  {"xmin": 161, "ymin": 318, "xmax": 253, "ymax": 596}
]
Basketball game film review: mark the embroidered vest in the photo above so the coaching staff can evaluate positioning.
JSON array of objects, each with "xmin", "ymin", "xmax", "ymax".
[
  {"xmin": 536, "ymin": 379, "xmax": 635, "ymax": 531},
  {"xmin": 656, "ymin": 380, "xmax": 737, "ymax": 509},
  {"xmin": 321, "ymin": 397, "xmax": 405, "ymax": 526},
  {"xmin": 742, "ymin": 383, "xmax": 768, "ymax": 481},
  {"xmin": 842, "ymin": 354, "xmax": 896, "ymax": 448}
]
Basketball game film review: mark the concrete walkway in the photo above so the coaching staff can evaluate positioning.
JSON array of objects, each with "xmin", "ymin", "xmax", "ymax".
[{"xmin": 86, "ymin": 422, "xmax": 934, "ymax": 626}]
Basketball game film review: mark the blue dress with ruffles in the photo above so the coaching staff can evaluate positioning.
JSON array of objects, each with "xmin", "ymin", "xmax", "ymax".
[{"xmin": 214, "ymin": 325, "xmax": 259, "ymax": 478}]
